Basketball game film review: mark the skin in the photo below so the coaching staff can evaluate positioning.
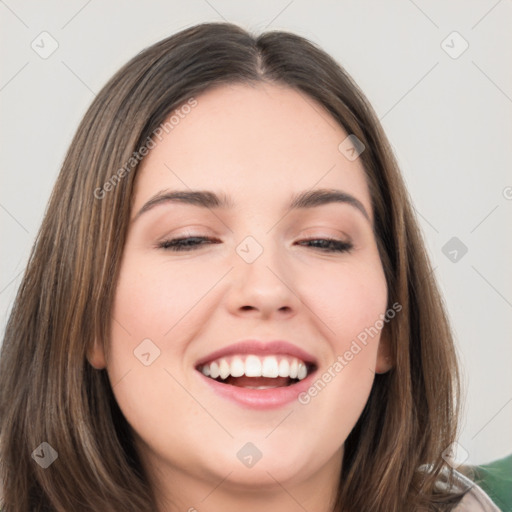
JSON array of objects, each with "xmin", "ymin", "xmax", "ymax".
[{"xmin": 89, "ymin": 82, "xmax": 392, "ymax": 512}]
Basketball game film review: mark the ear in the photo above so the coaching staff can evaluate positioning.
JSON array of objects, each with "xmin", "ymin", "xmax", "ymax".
[
  {"xmin": 375, "ymin": 327, "xmax": 393, "ymax": 374},
  {"xmin": 87, "ymin": 339, "xmax": 107, "ymax": 370}
]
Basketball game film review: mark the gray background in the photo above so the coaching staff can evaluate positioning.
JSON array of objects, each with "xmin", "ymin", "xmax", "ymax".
[{"xmin": 1, "ymin": 0, "xmax": 511, "ymax": 465}]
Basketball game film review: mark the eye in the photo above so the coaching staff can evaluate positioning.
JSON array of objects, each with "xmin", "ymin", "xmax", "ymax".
[
  {"xmin": 157, "ymin": 236, "xmax": 353, "ymax": 253},
  {"xmin": 158, "ymin": 236, "xmax": 219, "ymax": 252},
  {"xmin": 296, "ymin": 238, "xmax": 353, "ymax": 253}
]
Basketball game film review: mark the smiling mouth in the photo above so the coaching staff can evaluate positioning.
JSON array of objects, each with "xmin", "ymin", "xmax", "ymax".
[{"xmin": 197, "ymin": 354, "xmax": 317, "ymax": 389}]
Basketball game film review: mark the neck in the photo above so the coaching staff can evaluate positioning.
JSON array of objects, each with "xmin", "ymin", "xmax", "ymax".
[{"xmin": 145, "ymin": 448, "xmax": 343, "ymax": 512}]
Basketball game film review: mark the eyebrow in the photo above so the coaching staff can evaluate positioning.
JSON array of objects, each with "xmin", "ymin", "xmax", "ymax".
[{"xmin": 132, "ymin": 187, "xmax": 370, "ymax": 223}]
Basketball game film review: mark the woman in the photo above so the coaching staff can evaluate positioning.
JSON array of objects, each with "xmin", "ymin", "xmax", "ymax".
[{"xmin": 0, "ymin": 22, "xmax": 500, "ymax": 511}]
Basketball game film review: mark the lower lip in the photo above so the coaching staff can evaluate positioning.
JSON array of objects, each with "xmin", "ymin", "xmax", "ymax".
[{"xmin": 197, "ymin": 370, "xmax": 317, "ymax": 409}]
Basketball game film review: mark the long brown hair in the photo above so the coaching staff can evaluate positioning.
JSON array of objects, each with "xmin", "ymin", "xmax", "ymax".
[{"xmin": 0, "ymin": 22, "xmax": 467, "ymax": 511}]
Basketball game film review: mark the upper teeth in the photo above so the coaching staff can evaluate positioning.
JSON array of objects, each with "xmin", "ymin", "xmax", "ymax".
[{"xmin": 199, "ymin": 355, "xmax": 309, "ymax": 381}]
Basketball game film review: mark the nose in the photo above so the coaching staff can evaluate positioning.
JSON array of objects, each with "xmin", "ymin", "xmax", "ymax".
[{"xmin": 224, "ymin": 238, "xmax": 300, "ymax": 320}]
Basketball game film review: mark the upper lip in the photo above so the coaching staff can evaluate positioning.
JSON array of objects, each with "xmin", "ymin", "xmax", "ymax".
[{"xmin": 195, "ymin": 340, "xmax": 318, "ymax": 368}]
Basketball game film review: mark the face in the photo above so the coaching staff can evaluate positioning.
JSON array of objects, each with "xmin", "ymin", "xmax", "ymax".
[{"xmin": 90, "ymin": 83, "xmax": 391, "ymax": 505}]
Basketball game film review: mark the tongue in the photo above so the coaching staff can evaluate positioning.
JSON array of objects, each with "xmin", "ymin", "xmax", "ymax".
[{"xmin": 225, "ymin": 376, "xmax": 291, "ymax": 387}]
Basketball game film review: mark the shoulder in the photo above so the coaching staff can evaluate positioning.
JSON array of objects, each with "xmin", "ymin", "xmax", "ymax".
[
  {"xmin": 420, "ymin": 463, "xmax": 502, "ymax": 511},
  {"xmin": 449, "ymin": 469, "xmax": 501, "ymax": 511}
]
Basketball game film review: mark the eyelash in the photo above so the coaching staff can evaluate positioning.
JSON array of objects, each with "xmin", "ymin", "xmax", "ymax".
[{"xmin": 158, "ymin": 236, "xmax": 353, "ymax": 253}]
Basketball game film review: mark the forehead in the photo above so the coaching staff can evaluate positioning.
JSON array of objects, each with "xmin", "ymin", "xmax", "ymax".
[{"xmin": 133, "ymin": 83, "xmax": 372, "ymax": 219}]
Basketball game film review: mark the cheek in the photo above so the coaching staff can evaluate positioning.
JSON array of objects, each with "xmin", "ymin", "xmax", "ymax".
[
  {"xmin": 300, "ymin": 258, "xmax": 388, "ymax": 346},
  {"xmin": 106, "ymin": 255, "xmax": 229, "ymax": 406},
  {"xmin": 105, "ymin": 360, "xmax": 205, "ymax": 477},
  {"xmin": 106, "ymin": 258, "xmax": 207, "ymax": 459},
  {"xmin": 111, "ymin": 256, "xmax": 219, "ymax": 336},
  {"xmin": 295, "ymin": 256, "xmax": 387, "ymax": 410},
  {"xmin": 294, "ymin": 256, "xmax": 387, "ymax": 434}
]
